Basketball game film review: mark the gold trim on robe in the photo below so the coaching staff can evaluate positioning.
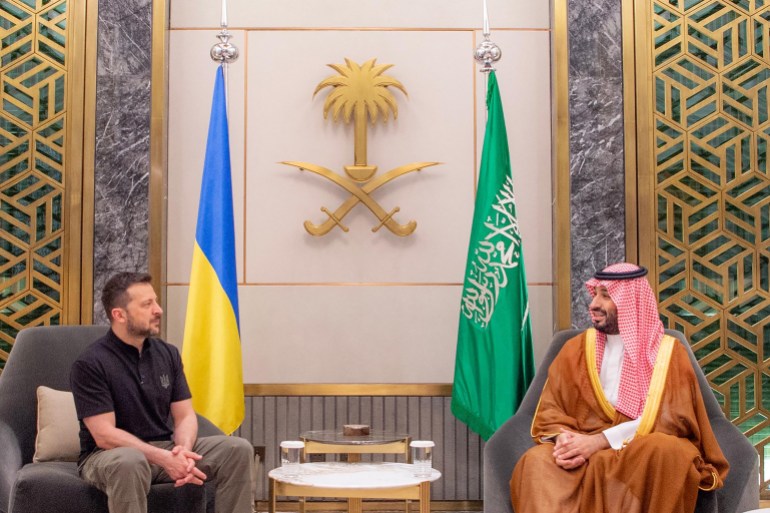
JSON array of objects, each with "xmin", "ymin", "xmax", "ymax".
[
  {"xmin": 638, "ymin": 335, "xmax": 676, "ymax": 436},
  {"xmin": 531, "ymin": 378, "xmax": 560, "ymax": 441}
]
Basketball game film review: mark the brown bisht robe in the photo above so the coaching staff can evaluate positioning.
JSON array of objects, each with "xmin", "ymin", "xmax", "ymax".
[{"xmin": 510, "ymin": 330, "xmax": 729, "ymax": 513}]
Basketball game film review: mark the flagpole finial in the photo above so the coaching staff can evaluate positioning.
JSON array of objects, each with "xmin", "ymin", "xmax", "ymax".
[
  {"xmin": 475, "ymin": 0, "xmax": 500, "ymax": 72},
  {"xmin": 474, "ymin": 36, "xmax": 501, "ymax": 73},
  {"xmin": 211, "ymin": 30, "xmax": 239, "ymax": 64}
]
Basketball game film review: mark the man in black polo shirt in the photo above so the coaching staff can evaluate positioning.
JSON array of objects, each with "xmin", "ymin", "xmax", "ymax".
[{"xmin": 70, "ymin": 272, "xmax": 254, "ymax": 513}]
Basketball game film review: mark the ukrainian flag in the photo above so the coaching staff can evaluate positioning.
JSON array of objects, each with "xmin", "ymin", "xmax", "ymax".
[{"xmin": 182, "ymin": 65, "xmax": 244, "ymax": 435}]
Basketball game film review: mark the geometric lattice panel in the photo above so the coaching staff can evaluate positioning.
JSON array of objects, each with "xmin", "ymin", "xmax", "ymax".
[
  {"xmin": 651, "ymin": 0, "xmax": 770, "ymax": 498},
  {"xmin": 0, "ymin": 0, "xmax": 66, "ymax": 367}
]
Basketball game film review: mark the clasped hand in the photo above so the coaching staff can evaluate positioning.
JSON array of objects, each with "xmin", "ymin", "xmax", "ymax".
[
  {"xmin": 163, "ymin": 445, "xmax": 206, "ymax": 487},
  {"xmin": 552, "ymin": 428, "xmax": 609, "ymax": 470}
]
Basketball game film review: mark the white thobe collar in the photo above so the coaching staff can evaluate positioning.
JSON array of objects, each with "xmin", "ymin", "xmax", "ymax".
[{"xmin": 599, "ymin": 334, "xmax": 624, "ymax": 406}]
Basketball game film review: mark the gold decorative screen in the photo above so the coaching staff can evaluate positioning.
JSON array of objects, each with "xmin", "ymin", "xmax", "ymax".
[
  {"xmin": 0, "ymin": 0, "xmax": 74, "ymax": 367},
  {"xmin": 639, "ymin": 0, "xmax": 770, "ymax": 496}
]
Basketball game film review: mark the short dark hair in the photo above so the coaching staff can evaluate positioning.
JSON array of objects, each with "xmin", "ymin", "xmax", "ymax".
[{"xmin": 102, "ymin": 272, "xmax": 153, "ymax": 321}]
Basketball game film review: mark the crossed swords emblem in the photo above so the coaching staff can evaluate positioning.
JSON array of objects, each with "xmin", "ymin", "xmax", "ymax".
[{"xmin": 282, "ymin": 58, "xmax": 440, "ymax": 237}]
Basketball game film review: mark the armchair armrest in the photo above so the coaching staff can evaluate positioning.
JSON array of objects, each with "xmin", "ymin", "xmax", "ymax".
[
  {"xmin": 0, "ymin": 420, "xmax": 23, "ymax": 512},
  {"xmin": 484, "ymin": 413, "xmax": 536, "ymax": 513},
  {"xmin": 710, "ymin": 416, "xmax": 759, "ymax": 513}
]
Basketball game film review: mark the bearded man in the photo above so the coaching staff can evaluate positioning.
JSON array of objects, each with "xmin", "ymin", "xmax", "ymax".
[
  {"xmin": 510, "ymin": 263, "xmax": 729, "ymax": 513},
  {"xmin": 70, "ymin": 272, "xmax": 254, "ymax": 513}
]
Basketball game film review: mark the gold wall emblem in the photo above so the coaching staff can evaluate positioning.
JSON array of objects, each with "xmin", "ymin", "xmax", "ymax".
[{"xmin": 282, "ymin": 58, "xmax": 439, "ymax": 236}]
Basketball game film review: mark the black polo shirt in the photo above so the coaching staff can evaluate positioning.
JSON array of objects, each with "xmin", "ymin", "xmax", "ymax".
[{"xmin": 70, "ymin": 329, "xmax": 192, "ymax": 463}]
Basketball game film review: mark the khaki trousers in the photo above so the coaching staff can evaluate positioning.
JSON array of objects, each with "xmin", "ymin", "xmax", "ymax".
[{"xmin": 80, "ymin": 435, "xmax": 255, "ymax": 513}]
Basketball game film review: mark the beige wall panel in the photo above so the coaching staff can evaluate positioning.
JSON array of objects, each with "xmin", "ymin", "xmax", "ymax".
[
  {"xmin": 167, "ymin": 30, "xmax": 247, "ymax": 284},
  {"xmin": 167, "ymin": 283, "xmax": 554, "ymax": 382},
  {"xmin": 170, "ymin": 0, "xmax": 549, "ymax": 31},
  {"xmin": 244, "ymin": 30, "xmax": 475, "ymax": 283},
  {"xmin": 165, "ymin": 5, "xmax": 554, "ymax": 383},
  {"xmin": 166, "ymin": 285, "xmax": 460, "ymax": 382},
  {"xmin": 473, "ymin": 30, "xmax": 552, "ymax": 283},
  {"xmin": 528, "ymin": 284, "xmax": 554, "ymax": 366}
]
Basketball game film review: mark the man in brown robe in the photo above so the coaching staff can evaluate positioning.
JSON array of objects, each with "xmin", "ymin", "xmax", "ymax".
[{"xmin": 510, "ymin": 263, "xmax": 729, "ymax": 513}]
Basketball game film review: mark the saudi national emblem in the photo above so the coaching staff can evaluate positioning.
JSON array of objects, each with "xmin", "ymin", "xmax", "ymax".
[{"xmin": 282, "ymin": 58, "xmax": 440, "ymax": 236}]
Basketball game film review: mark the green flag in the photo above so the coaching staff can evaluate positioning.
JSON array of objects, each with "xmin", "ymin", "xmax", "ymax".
[{"xmin": 451, "ymin": 71, "xmax": 535, "ymax": 440}]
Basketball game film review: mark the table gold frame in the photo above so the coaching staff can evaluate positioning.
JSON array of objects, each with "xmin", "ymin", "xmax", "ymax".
[{"xmin": 301, "ymin": 438, "xmax": 412, "ymax": 463}]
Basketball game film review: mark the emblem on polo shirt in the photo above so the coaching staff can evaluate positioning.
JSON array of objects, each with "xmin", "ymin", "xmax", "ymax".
[{"xmin": 160, "ymin": 374, "xmax": 170, "ymax": 389}]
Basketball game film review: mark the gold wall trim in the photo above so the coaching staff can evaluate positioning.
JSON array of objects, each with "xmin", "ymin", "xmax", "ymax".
[
  {"xmin": 64, "ymin": 0, "xmax": 87, "ymax": 323},
  {"xmin": 622, "ymin": 0, "xmax": 638, "ymax": 261},
  {"xmin": 166, "ymin": 282, "xmax": 463, "ymax": 287},
  {"xmin": 150, "ymin": 0, "xmax": 169, "ymax": 299},
  {"xmin": 164, "ymin": 281, "xmax": 555, "ymax": 287},
  {"xmin": 552, "ymin": 0, "xmax": 571, "ymax": 329},
  {"xmin": 78, "ymin": 0, "xmax": 98, "ymax": 323},
  {"xmin": 472, "ymin": 31, "xmax": 478, "ymax": 197},
  {"xmin": 633, "ymin": 0, "xmax": 655, "ymax": 270},
  {"xmin": 244, "ymin": 384, "xmax": 452, "ymax": 397},
  {"xmin": 169, "ymin": 27, "xmax": 550, "ymax": 32},
  {"xmin": 242, "ymin": 34, "xmax": 250, "ymax": 281}
]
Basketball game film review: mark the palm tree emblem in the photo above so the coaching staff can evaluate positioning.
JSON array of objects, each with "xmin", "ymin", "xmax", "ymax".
[
  {"xmin": 283, "ymin": 58, "xmax": 440, "ymax": 236},
  {"xmin": 315, "ymin": 58, "xmax": 406, "ymax": 181}
]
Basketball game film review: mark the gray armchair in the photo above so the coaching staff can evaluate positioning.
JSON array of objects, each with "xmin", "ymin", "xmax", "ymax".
[
  {"xmin": 0, "ymin": 325, "xmax": 224, "ymax": 513},
  {"xmin": 484, "ymin": 329, "xmax": 759, "ymax": 513}
]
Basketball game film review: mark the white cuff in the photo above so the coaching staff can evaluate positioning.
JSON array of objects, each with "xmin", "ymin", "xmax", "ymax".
[{"xmin": 603, "ymin": 418, "xmax": 641, "ymax": 449}]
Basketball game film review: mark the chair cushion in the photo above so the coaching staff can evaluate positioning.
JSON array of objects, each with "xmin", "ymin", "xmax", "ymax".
[
  {"xmin": 10, "ymin": 461, "xmax": 207, "ymax": 513},
  {"xmin": 11, "ymin": 461, "xmax": 108, "ymax": 513},
  {"xmin": 33, "ymin": 387, "xmax": 80, "ymax": 463}
]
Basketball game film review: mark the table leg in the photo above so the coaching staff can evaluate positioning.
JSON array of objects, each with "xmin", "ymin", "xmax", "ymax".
[
  {"xmin": 268, "ymin": 478, "xmax": 276, "ymax": 513},
  {"xmin": 418, "ymin": 481, "xmax": 430, "ymax": 513},
  {"xmin": 348, "ymin": 497, "xmax": 363, "ymax": 513}
]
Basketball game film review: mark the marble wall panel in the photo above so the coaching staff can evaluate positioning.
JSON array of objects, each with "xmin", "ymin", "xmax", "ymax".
[
  {"xmin": 92, "ymin": 0, "xmax": 153, "ymax": 321},
  {"xmin": 171, "ymin": 0, "xmax": 549, "ymax": 31},
  {"xmin": 568, "ymin": 0, "xmax": 626, "ymax": 327}
]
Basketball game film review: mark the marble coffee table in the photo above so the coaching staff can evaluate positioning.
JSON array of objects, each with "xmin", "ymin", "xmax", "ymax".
[{"xmin": 268, "ymin": 462, "xmax": 441, "ymax": 513}]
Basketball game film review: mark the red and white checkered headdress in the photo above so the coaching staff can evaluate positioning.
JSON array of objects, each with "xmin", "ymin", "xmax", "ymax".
[{"xmin": 585, "ymin": 262, "xmax": 664, "ymax": 419}]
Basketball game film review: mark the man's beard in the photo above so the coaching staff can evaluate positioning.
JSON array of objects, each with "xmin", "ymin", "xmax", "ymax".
[
  {"xmin": 592, "ymin": 311, "xmax": 619, "ymax": 335},
  {"xmin": 127, "ymin": 316, "xmax": 160, "ymax": 339}
]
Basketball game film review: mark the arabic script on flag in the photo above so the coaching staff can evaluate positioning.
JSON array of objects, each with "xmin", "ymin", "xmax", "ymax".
[{"xmin": 461, "ymin": 175, "xmax": 522, "ymax": 328}]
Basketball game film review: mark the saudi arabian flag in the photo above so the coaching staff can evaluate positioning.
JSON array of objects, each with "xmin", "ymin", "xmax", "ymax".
[{"xmin": 451, "ymin": 71, "xmax": 535, "ymax": 440}]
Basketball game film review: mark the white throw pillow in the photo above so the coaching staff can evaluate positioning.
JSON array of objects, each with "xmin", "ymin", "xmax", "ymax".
[{"xmin": 33, "ymin": 386, "xmax": 80, "ymax": 462}]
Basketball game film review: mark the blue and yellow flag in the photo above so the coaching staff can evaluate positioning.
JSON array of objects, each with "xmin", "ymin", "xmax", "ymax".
[{"xmin": 182, "ymin": 65, "xmax": 244, "ymax": 434}]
